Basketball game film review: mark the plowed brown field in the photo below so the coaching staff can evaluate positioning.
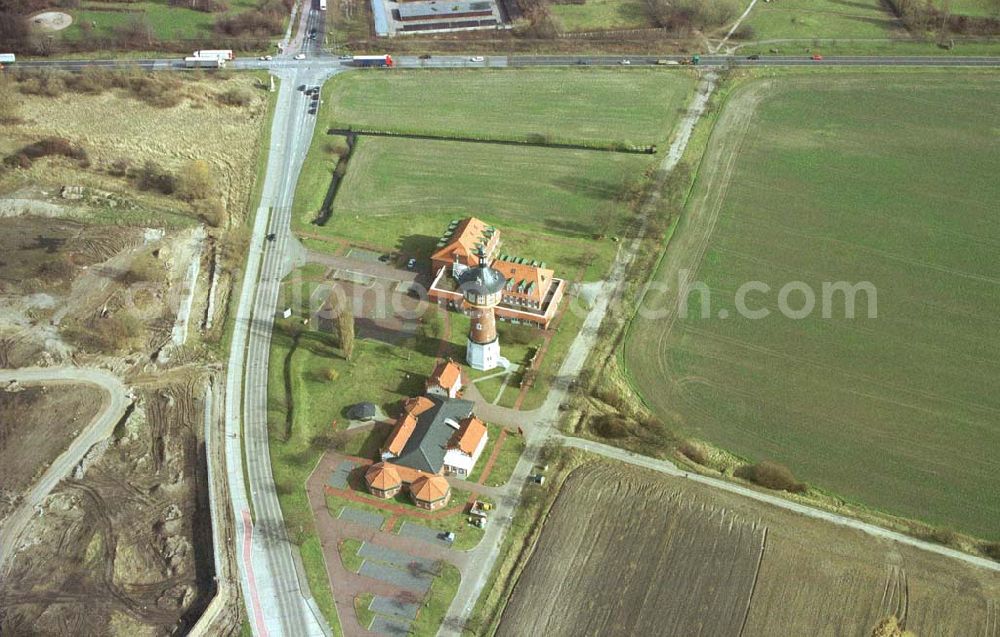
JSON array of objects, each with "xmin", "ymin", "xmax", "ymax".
[{"xmin": 497, "ymin": 463, "xmax": 1000, "ymax": 637}]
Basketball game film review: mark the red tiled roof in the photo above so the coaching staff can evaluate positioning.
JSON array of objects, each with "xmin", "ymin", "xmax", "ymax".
[
  {"xmin": 431, "ymin": 217, "xmax": 499, "ymax": 269},
  {"xmin": 410, "ymin": 475, "xmax": 450, "ymax": 502},
  {"xmin": 384, "ymin": 397, "xmax": 436, "ymax": 456},
  {"xmin": 493, "ymin": 258, "xmax": 554, "ymax": 304},
  {"xmin": 450, "ymin": 417, "xmax": 487, "ymax": 455},
  {"xmin": 428, "ymin": 359, "xmax": 462, "ymax": 391},
  {"xmin": 365, "ymin": 462, "xmax": 401, "ymax": 490}
]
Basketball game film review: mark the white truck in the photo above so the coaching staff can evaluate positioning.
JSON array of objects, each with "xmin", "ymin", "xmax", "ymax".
[
  {"xmin": 185, "ymin": 56, "xmax": 225, "ymax": 68},
  {"xmin": 0, "ymin": 53, "xmax": 15, "ymax": 66},
  {"xmin": 193, "ymin": 49, "xmax": 235, "ymax": 61}
]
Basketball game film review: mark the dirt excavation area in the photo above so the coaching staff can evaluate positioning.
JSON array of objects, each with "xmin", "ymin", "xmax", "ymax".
[
  {"xmin": 0, "ymin": 379, "xmax": 215, "ymax": 636},
  {"xmin": 497, "ymin": 462, "xmax": 1000, "ymax": 636},
  {"xmin": 0, "ymin": 72, "xmax": 271, "ymax": 635},
  {"xmin": 0, "ymin": 383, "xmax": 104, "ymax": 524}
]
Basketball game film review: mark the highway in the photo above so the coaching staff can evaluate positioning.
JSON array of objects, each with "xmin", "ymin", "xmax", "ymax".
[
  {"xmin": 8, "ymin": 53, "xmax": 1000, "ymax": 72},
  {"xmin": 0, "ymin": 367, "xmax": 131, "ymax": 575}
]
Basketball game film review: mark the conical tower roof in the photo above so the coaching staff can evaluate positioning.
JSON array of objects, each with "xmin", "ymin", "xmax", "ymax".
[{"xmin": 457, "ymin": 253, "xmax": 506, "ymax": 296}]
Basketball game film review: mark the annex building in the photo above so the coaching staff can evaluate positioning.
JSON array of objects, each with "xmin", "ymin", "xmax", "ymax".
[
  {"xmin": 428, "ymin": 217, "xmax": 566, "ymax": 328},
  {"xmin": 364, "ymin": 360, "xmax": 488, "ymax": 509}
]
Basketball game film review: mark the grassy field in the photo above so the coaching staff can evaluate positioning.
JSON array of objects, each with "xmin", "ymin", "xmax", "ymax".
[
  {"xmin": 410, "ymin": 562, "xmax": 461, "ymax": 636},
  {"xmin": 64, "ymin": 0, "xmax": 253, "ymax": 40},
  {"xmin": 624, "ymin": 72, "xmax": 1000, "ymax": 539},
  {"xmin": 742, "ymin": 0, "xmax": 903, "ymax": 40},
  {"xmin": 549, "ymin": 0, "xmax": 650, "ymax": 32},
  {"xmin": 0, "ymin": 72, "xmax": 271, "ymax": 227},
  {"xmin": 497, "ymin": 461, "xmax": 1000, "ymax": 635},
  {"xmin": 311, "ymin": 136, "xmax": 650, "ymax": 281},
  {"xmin": 325, "ymin": 69, "xmax": 695, "ymax": 147}
]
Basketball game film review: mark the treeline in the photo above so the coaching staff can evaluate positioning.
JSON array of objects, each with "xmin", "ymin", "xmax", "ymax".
[
  {"xmin": 885, "ymin": 0, "xmax": 1000, "ymax": 35},
  {"xmin": 0, "ymin": 0, "xmax": 292, "ymax": 55}
]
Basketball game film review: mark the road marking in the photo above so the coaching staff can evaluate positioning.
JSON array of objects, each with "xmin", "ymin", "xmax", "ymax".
[{"xmin": 242, "ymin": 509, "xmax": 269, "ymax": 636}]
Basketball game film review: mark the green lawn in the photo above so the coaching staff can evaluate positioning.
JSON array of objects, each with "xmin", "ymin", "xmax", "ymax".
[
  {"xmin": 267, "ymin": 317, "xmax": 444, "ymax": 629},
  {"xmin": 339, "ymin": 538, "xmax": 365, "ymax": 573},
  {"xmin": 354, "ymin": 593, "xmax": 375, "ymax": 630},
  {"xmin": 624, "ymin": 73, "xmax": 1000, "ymax": 540},
  {"xmin": 743, "ymin": 0, "xmax": 902, "ymax": 40},
  {"xmin": 550, "ymin": 0, "xmax": 650, "ymax": 31},
  {"xmin": 411, "ymin": 563, "xmax": 462, "ymax": 636},
  {"xmin": 64, "ymin": 0, "xmax": 259, "ymax": 41},
  {"xmin": 325, "ymin": 69, "xmax": 696, "ymax": 147},
  {"xmin": 941, "ymin": 0, "xmax": 1000, "ymax": 16},
  {"xmin": 481, "ymin": 429, "xmax": 525, "ymax": 488},
  {"xmin": 312, "ymin": 135, "xmax": 651, "ymax": 281}
]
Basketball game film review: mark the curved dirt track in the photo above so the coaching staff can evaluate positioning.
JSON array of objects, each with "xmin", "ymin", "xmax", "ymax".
[{"xmin": 0, "ymin": 367, "xmax": 130, "ymax": 573}]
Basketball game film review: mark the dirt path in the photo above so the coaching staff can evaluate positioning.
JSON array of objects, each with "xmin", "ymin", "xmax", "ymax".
[
  {"xmin": 558, "ymin": 436, "xmax": 1000, "ymax": 574},
  {"xmin": 0, "ymin": 367, "xmax": 130, "ymax": 575},
  {"xmin": 626, "ymin": 78, "xmax": 770, "ymax": 427}
]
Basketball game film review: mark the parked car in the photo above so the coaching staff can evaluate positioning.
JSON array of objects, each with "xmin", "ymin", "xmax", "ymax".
[
  {"xmin": 378, "ymin": 254, "xmax": 391, "ymax": 263},
  {"xmin": 469, "ymin": 56, "xmax": 485, "ymax": 62},
  {"xmin": 811, "ymin": 53, "xmax": 824, "ymax": 60},
  {"xmin": 406, "ymin": 258, "xmax": 417, "ymax": 270},
  {"xmin": 531, "ymin": 474, "xmax": 545, "ymax": 485},
  {"xmin": 439, "ymin": 531, "xmax": 455, "ymax": 542}
]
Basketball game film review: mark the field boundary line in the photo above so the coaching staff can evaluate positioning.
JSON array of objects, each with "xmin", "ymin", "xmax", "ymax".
[{"xmin": 738, "ymin": 525, "xmax": 767, "ymax": 637}]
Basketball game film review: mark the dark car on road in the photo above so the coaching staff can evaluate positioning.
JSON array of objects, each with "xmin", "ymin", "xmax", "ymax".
[{"xmin": 747, "ymin": 54, "xmax": 760, "ymax": 60}]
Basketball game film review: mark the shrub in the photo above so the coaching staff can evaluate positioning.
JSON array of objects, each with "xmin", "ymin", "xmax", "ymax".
[
  {"xmin": 591, "ymin": 414, "xmax": 631, "ymax": 439},
  {"xmin": 218, "ymin": 86, "xmax": 253, "ymax": 106},
  {"xmin": 120, "ymin": 253, "xmax": 164, "ymax": 285},
  {"xmin": 735, "ymin": 460, "xmax": 807, "ymax": 493},
  {"xmin": 983, "ymin": 542, "xmax": 1000, "ymax": 560},
  {"xmin": 176, "ymin": 159, "xmax": 215, "ymax": 201},
  {"xmin": 108, "ymin": 158, "xmax": 131, "ymax": 177},
  {"xmin": 678, "ymin": 440, "xmax": 709, "ymax": 465},
  {"xmin": 5, "ymin": 137, "xmax": 89, "ymax": 168},
  {"xmin": 192, "ymin": 197, "xmax": 227, "ymax": 227},
  {"xmin": 136, "ymin": 160, "xmax": 176, "ymax": 194},
  {"xmin": 325, "ymin": 139, "xmax": 350, "ymax": 157}
]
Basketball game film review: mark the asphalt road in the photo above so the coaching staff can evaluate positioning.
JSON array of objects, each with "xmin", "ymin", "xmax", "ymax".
[
  {"xmin": 221, "ymin": 12, "xmax": 340, "ymax": 635},
  {"xmin": 8, "ymin": 53, "xmax": 1000, "ymax": 72},
  {"xmin": 0, "ymin": 367, "xmax": 130, "ymax": 575}
]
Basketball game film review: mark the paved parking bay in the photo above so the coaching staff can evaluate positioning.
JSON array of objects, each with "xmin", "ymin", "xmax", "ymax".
[
  {"xmin": 370, "ymin": 616, "xmax": 412, "ymax": 636},
  {"xmin": 358, "ymin": 543, "xmax": 436, "ymax": 571},
  {"xmin": 337, "ymin": 505, "xmax": 384, "ymax": 529},
  {"xmin": 397, "ymin": 520, "xmax": 454, "ymax": 546},
  {"xmin": 359, "ymin": 561, "xmax": 433, "ymax": 593},
  {"xmin": 327, "ymin": 461, "xmax": 356, "ymax": 490},
  {"xmin": 370, "ymin": 594, "xmax": 421, "ymax": 620}
]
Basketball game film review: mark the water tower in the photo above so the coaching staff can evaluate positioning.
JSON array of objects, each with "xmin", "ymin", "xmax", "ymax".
[{"xmin": 457, "ymin": 253, "xmax": 506, "ymax": 371}]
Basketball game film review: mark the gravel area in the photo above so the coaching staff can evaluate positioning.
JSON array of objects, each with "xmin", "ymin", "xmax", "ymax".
[
  {"xmin": 370, "ymin": 616, "xmax": 413, "ymax": 636},
  {"xmin": 328, "ymin": 461, "xmax": 356, "ymax": 489},
  {"xmin": 337, "ymin": 505, "xmax": 384, "ymax": 529},
  {"xmin": 397, "ymin": 520, "xmax": 453, "ymax": 546},
  {"xmin": 359, "ymin": 561, "xmax": 432, "ymax": 593},
  {"xmin": 370, "ymin": 594, "xmax": 421, "ymax": 620}
]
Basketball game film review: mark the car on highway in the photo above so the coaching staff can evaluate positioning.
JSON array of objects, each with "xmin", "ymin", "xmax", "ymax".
[
  {"xmin": 811, "ymin": 53, "xmax": 824, "ymax": 60},
  {"xmin": 259, "ymin": 55, "xmax": 273, "ymax": 61},
  {"xmin": 747, "ymin": 54, "xmax": 760, "ymax": 60},
  {"xmin": 266, "ymin": 233, "xmax": 276, "ymax": 241},
  {"xmin": 469, "ymin": 56, "xmax": 485, "ymax": 62},
  {"xmin": 294, "ymin": 53, "xmax": 306, "ymax": 60},
  {"xmin": 620, "ymin": 59, "xmax": 631, "ymax": 65},
  {"xmin": 419, "ymin": 54, "xmax": 432, "ymax": 59}
]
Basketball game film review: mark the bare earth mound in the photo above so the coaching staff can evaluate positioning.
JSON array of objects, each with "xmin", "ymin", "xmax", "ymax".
[
  {"xmin": 0, "ymin": 383, "xmax": 104, "ymax": 523},
  {"xmin": 30, "ymin": 11, "xmax": 73, "ymax": 32},
  {"xmin": 498, "ymin": 462, "xmax": 1000, "ymax": 637}
]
